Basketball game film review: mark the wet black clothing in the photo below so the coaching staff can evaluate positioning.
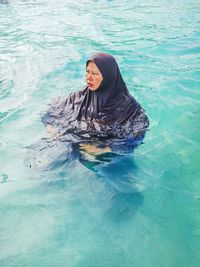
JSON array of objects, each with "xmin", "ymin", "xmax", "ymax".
[{"xmin": 42, "ymin": 53, "xmax": 149, "ymax": 141}]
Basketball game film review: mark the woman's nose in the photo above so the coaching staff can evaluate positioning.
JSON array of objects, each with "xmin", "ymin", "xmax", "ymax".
[{"xmin": 86, "ymin": 73, "xmax": 93, "ymax": 80}]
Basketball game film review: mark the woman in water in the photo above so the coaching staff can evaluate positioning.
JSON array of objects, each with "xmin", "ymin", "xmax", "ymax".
[{"xmin": 42, "ymin": 52, "xmax": 149, "ymax": 157}]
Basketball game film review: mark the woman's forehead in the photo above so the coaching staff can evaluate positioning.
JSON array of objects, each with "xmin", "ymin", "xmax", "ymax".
[{"xmin": 86, "ymin": 61, "xmax": 101, "ymax": 71}]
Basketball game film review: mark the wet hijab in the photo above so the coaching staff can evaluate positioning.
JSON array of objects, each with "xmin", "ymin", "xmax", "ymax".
[{"xmin": 42, "ymin": 52, "xmax": 149, "ymax": 140}]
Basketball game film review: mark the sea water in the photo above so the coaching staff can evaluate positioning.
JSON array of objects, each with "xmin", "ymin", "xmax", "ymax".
[{"xmin": 0, "ymin": 0, "xmax": 200, "ymax": 266}]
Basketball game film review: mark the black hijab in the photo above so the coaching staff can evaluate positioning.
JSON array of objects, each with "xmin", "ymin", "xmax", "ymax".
[{"xmin": 42, "ymin": 53, "xmax": 149, "ymax": 140}]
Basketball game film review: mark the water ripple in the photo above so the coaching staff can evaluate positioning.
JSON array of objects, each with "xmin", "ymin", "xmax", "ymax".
[{"xmin": 0, "ymin": 1, "xmax": 200, "ymax": 266}]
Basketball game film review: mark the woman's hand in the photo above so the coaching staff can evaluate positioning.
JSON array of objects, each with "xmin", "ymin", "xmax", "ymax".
[{"xmin": 79, "ymin": 143, "xmax": 111, "ymax": 156}]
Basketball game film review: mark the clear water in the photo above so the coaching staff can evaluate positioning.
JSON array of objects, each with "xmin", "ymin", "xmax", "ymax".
[{"xmin": 0, "ymin": 0, "xmax": 200, "ymax": 266}]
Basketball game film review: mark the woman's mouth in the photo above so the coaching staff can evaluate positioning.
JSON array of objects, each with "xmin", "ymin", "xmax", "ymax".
[{"xmin": 87, "ymin": 83, "xmax": 93, "ymax": 88}]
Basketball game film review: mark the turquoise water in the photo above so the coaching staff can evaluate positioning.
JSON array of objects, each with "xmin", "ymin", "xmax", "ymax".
[{"xmin": 0, "ymin": 0, "xmax": 200, "ymax": 266}]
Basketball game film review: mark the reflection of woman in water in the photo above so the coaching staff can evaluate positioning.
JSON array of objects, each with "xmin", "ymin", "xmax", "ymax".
[{"xmin": 42, "ymin": 52, "xmax": 149, "ymax": 159}]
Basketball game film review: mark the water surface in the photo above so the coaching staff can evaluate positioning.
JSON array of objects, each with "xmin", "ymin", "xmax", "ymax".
[{"xmin": 0, "ymin": 0, "xmax": 200, "ymax": 266}]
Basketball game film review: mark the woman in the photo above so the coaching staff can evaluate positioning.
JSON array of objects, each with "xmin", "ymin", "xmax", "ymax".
[{"xmin": 42, "ymin": 52, "xmax": 149, "ymax": 156}]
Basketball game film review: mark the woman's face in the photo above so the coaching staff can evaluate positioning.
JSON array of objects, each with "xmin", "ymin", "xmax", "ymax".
[{"xmin": 86, "ymin": 61, "xmax": 103, "ymax": 91}]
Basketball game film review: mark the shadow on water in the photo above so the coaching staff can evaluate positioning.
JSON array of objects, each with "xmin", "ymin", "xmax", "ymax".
[
  {"xmin": 79, "ymin": 150, "xmax": 144, "ymax": 223},
  {"xmin": 27, "ymin": 137, "xmax": 145, "ymax": 223}
]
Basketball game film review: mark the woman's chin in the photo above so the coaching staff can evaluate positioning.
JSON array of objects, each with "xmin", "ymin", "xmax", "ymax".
[{"xmin": 88, "ymin": 86, "xmax": 98, "ymax": 91}]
